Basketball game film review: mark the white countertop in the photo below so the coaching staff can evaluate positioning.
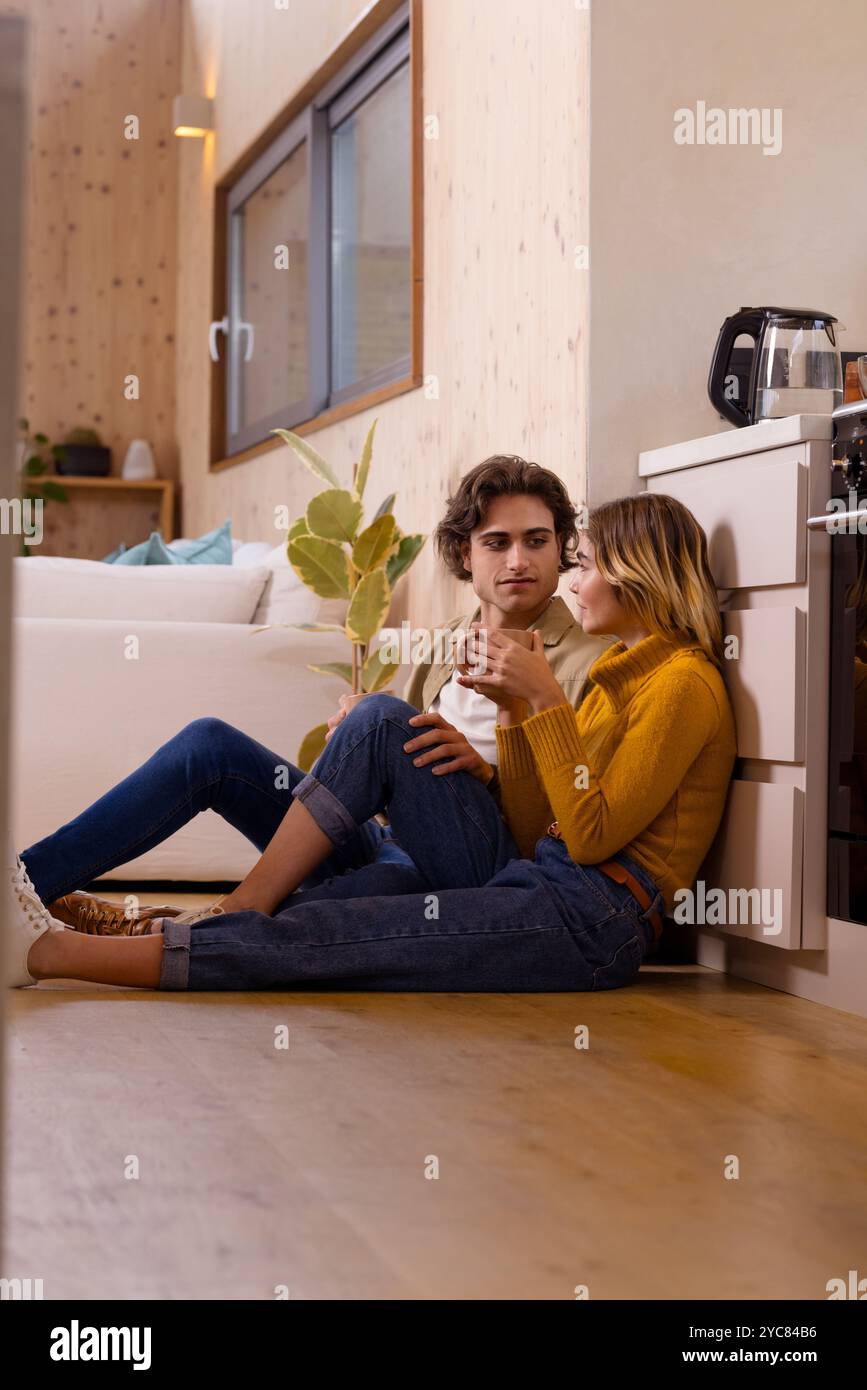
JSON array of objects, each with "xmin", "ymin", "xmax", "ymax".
[{"xmin": 638, "ymin": 414, "xmax": 834, "ymax": 478}]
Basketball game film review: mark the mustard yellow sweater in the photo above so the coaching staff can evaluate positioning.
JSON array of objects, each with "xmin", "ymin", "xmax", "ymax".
[{"xmin": 494, "ymin": 632, "xmax": 737, "ymax": 912}]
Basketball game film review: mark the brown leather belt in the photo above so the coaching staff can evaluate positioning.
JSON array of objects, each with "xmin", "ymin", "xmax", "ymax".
[{"xmin": 546, "ymin": 821, "xmax": 665, "ymax": 942}]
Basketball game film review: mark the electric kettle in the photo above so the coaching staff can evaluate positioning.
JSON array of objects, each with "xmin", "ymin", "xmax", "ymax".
[{"xmin": 708, "ymin": 306, "xmax": 844, "ymax": 427}]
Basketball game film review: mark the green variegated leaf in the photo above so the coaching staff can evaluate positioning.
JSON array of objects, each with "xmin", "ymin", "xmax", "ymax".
[
  {"xmin": 286, "ymin": 516, "xmax": 309, "ymax": 546},
  {"xmin": 297, "ymin": 723, "xmax": 329, "ymax": 773},
  {"xmin": 352, "ymin": 513, "xmax": 397, "ymax": 573},
  {"xmin": 373, "ymin": 492, "xmax": 396, "ymax": 521},
  {"xmin": 353, "ymin": 418, "xmax": 378, "ymax": 499},
  {"xmin": 345, "ymin": 568, "xmax": 390, "ymax": 644},
  {"xmin": 307, "ymin": 662, "xmax": 353, "ymax": 683},
  {"xmin": 287, "ymin": 535, "xmax": 352, "ymax": 598},
  {"xmin": 386, "ymin": 533, "xmax": 426, "ymax": 586},
  {"xmin": 272, "ymin": 428, "xmax": 341, "ymax": 489},
  {"xmin": 362, "ymin": 648, "xmax": 400, "ymax": 693},
  {"xmin": 306, "ymin": 489, "xmax": 363, "ymax": 544}
]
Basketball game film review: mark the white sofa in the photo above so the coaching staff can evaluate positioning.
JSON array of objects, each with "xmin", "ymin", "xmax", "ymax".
[{"xmin": 10, "ymin": 544, "xmax": 354, "ymax": 883}]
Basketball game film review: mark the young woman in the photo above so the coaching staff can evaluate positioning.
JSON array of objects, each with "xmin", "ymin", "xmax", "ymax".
[{"xmin": 9, "ymin": 493, "xmax": 737, "ymax": 994}]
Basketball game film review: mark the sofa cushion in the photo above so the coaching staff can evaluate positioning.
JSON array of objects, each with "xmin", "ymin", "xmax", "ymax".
[
  {"xmin": 109, "ymin": 532, "xmax": 183, "ymax": 565},
  {"xmin": 166, "ymin": 520, "xmax": 233, "ymax": 564},
  {"xmin": 14, "ymin": 555, "xmax": 269, "ymax": 624},
  {"xmin": 251, "ymin": 542, "xmax": 322, "ymax": 627},
  {"xmin": 106, "ymin": 520, "xmax": 233, "ymax": 566},
  {"xmin": 233, "ymin": 540, "xmax": 274, "ymax": 567}
]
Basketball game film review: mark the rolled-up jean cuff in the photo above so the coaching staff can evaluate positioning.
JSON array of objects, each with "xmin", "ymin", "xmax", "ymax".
[
  {"xmin": 290, "ymin": 772, "xmax": 359, "ymax": 845},
  {"xmin": 159, "ymin": 919, "xmax": 192, "ymax": 990}
]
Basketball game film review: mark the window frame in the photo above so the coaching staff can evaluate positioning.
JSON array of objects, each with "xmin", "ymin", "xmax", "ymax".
[
  {"xmin": 224, "ymin": 106, "xmax": 327, "ymax": 456},
  {"xmin": 211, "ymin": 0, "xmax": 421, "ymax": 470}
]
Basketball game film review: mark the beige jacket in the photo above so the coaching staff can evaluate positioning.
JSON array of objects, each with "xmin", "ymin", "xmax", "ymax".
[{"xmin": 402, "ymin": 595, "xmax": 612, "ymax": 715}]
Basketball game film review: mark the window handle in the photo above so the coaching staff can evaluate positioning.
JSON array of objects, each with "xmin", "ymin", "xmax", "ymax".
[
  {"xmin": 209, "ymin": 318, "xmax": 254, "ymax": 363},
  {"xmin": 238, "ymin": 321, "xmax": 255, "ymax": 363},
  {"xmin": 209, "ymin": 316, "xmax": 228, "ymax": 362}
]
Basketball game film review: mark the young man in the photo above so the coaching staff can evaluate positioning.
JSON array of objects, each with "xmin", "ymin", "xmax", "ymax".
[
  {"xmin": 330, "ymin": 453, "xmax": 609, "ymax": 788},
  {"xmin": 47, "ymin": 455, "xmax": 610, "ymax": 932},
  {"xmin": 250, "ymin": 454, "xmax": 610, "ymax": 894}
]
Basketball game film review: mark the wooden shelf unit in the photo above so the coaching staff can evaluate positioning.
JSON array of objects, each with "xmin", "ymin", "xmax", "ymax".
[{"xmin": 47, "ymin": 474, "xmax": 175, "ymax": 542}]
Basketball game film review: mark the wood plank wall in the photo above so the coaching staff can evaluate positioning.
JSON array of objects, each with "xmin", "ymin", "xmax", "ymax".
[
  {"xmin": 13, "ymin": 0, "xmax": 180, "ymax": 557},
  {"xmin": 178, "ymin": 0, "xmax": 589, "ymax": 628}
]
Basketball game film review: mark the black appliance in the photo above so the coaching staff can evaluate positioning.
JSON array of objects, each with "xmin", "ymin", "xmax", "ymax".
[{"xmin": 826, "ymin": 400, "xmax": 867, "ymax": 923}]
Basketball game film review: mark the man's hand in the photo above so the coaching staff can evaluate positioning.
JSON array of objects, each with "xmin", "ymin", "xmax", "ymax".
[
  {"xmin": 402, "ymin": 712, "xmax": 494, "ymax": 782},
  {"xmin": 324, "ymin": 690, "xmax": 395, "ymax": 743}
]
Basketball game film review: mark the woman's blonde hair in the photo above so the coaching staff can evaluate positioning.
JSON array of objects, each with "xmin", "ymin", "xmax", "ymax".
[{"xmin": 585, "ymin": 493, "xmax": 724, "ymax": 666}]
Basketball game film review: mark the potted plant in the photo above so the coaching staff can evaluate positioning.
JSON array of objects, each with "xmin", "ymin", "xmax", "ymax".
[
  {"xmin": 259, "ymin": 419, "xmax": 426, "ymax": 770},
  {"xmin": 17, "ymin": 418, "xmax": 69, "ymax": 555},
  {"xmin": 57, "ymin": 426, "xmax": 111, "ymax": 477}
]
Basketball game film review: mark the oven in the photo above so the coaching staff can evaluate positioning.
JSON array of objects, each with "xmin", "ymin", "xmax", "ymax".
[{"xmin": 822, "ymin": 401, "xmax": 867, "ymax": 924}]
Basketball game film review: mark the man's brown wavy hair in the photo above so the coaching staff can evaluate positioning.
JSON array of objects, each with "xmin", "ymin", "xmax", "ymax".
[{"xmin": 434, "ymin": 454, "xmax": 580, "ymax": 581}]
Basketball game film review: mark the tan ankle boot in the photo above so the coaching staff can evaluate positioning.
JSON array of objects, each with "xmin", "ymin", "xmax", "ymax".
[{"xmin": 48, "ymin": 892, "xmax": 184, "ymax": 936}]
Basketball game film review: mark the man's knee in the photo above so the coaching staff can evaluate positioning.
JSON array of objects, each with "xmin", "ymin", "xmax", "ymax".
[
  {"xmin": 176, "ymin": 716, "xmax": 242, "ymax": 755},
  {"xmin": 345, "ymin": 692, "xmax": 415, "ymax": 728}
]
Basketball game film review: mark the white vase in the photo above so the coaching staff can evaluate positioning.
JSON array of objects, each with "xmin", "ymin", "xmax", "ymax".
[{"xmin": 122, "ymin": 439, "xmax": 157, "ymax": 480}]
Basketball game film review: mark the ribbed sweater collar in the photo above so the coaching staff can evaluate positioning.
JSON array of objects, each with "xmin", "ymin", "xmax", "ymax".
[{"xmin": 587, "ymin": 631, "xmax": 704, "ymax": 710}]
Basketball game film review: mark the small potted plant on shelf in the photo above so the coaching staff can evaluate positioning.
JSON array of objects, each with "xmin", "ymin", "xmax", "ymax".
[
  {"xmin": 257, "ymin": 418, "xmax": 426, "ymax": 771},
  {"xmin": 57, "ymin": 425, "xmax": 111, "ymax": 477},
  {"xmin": 16, "ymin": 418, "xmax": 69, "ymax": 555}
]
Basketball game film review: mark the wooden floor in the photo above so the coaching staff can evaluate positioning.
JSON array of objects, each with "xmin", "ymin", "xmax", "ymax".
[{"xmin": 5, "ymin": 889, "xmax": 867, "ymax": 1300}]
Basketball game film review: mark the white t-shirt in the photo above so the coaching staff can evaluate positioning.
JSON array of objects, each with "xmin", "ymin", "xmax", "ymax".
[{"xmin": 428, "ymin": 670, "xmax": 499, "ymax": 767}]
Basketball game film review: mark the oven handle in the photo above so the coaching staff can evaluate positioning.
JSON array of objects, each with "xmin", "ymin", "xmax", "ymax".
[
  {"xmin": 827, "ymin": 527, "xmax": 859, "ymax": 798},
  {"xmin": 807, "ymin": 512, "xmax": 867, "ymax": 530},
  {"xmin": 831, "ymin": 603, "xmax": 856, "ymax": 772}
]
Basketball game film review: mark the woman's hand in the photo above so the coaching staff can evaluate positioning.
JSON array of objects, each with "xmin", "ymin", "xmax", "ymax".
[
  {"xmin": 456, "ymin": 627, "xmax": 568, "ymax": 716},
  {"xmin": 325, "ymin": 689, "xmax": 394, "ymax": 742},
  {"xmin": 402, "ymin": 712, "xmax": 494, "ymax": 782}
]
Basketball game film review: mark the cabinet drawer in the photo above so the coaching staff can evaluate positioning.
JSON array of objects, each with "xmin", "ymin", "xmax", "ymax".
[
  {"xmin": 697, "ymin": 781, "xmax": 803, "ymax": 949},
  {"xmin": 721, "ymin": 607, "xmax": 805, "ymax": 762},
  {"xmin": 648, "ymin": 455, "xmax": 807, "ymax": 589}
]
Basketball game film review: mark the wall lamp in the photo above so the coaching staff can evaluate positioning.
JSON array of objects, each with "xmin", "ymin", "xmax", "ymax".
[{"xmin": 172, "ymin": 95, "xmax": 214, "ymax": 138}]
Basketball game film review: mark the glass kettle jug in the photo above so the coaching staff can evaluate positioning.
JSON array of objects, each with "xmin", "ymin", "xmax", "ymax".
[{"xmin": 708, "ymin": 306, "xmax": 844, "ymax": 426}]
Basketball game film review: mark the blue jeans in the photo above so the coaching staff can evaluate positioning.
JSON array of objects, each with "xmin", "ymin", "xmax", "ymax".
[
  {"xmin": 23, "ymin": 713, "xmax": 425, "ymax": 911},
  {"xmin": 22, "ymin": 694, "xmax": 663, "ymax": 992}
]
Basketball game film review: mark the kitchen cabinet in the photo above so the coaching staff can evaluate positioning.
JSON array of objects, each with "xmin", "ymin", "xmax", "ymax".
[{"xmin": 638, "ymin": 415, "xmax": 833, "ymax": 950}]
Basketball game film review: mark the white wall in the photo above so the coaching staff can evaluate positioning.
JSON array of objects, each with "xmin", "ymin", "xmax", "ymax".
[{"xmin": 588, "ymin": 0, "xmax": 867, "ymax": 504}]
